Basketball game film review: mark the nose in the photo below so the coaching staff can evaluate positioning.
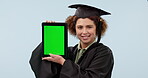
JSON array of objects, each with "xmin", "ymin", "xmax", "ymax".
[{"xmin": 82, "ymin": 28, "xmax": 88, "ymax": 34}]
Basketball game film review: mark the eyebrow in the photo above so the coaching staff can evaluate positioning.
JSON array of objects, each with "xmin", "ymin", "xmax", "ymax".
[
  {"xmin": 86, "ymin": 25, "xmax": 93, "ymax": 26},
  {"xmin": 76, "ymin": 24, "xmax": 94, "ymax": 26}
]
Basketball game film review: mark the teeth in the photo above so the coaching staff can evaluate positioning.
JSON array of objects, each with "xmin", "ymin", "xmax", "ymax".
[{"xmin": 83, "ymin": 36, "xmax": 88, "ymax": 39}]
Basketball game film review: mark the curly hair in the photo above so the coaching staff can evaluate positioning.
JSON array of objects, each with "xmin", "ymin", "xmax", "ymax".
[{"xmin": 65, "ymin": 16, "xmax": 108, "ymax": 36}]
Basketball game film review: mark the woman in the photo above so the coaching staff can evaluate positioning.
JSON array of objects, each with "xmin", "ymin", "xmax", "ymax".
[{"xmin": 30, "ymin": 4, "xmax": 114, "ymax": 78}]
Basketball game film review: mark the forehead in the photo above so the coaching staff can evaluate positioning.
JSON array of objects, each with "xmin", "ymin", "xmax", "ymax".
[{"xmin": 76, "ymin": 18, "xmax": 96, "ymax": 26}]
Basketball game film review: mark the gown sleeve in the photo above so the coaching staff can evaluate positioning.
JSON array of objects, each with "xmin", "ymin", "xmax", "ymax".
[
  {"xmin": 29, "ymin": 43, "xmax": 42, "ymax": 78},
  {"xmin": 59, "ymin": 46, "xmax": 114, "ymax": 78},
  {"xmin": 29, "ymin": 42, "xmax": 61, "ymax": 78}
]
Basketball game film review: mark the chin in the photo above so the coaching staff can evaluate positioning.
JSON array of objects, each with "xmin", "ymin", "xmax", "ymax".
[{"xmin": 81, "ymin": 40, "xmax": 91, "ymax": 44}]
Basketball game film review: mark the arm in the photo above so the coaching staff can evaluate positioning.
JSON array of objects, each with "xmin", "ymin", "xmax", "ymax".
[
  {"xmin": 29, "ymin": 43, "xmax": 42, "ymax": 78},
  {"xmin": 60, "ymin": 49, "xmax": 114, "ymax": 78},
  {"xmin": 29, "ymin": 42, "xmax": 61, "ymax": 78}
]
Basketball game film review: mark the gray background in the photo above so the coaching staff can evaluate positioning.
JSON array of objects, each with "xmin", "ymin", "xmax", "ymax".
[{"xmin": 0, "ymin": 0, "xmax": 148, "ymax": 78}]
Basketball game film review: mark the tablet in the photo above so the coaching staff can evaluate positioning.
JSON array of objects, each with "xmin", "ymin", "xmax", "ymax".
[{"xmin": 42, "ymin": 22, "xmax": 67, "ymax": 57}]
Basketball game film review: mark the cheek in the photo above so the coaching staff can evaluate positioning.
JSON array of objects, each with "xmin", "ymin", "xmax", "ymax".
[
  {"xmin": 75, "ymin": 30, "xmax": 80, "ymax": 36},
  {"xmin": 92, "ymin": 32, "xmax": 96, "ymax": 37},
  {"xmin": 91, "ymin": 27, "xmax": 96, "ymax": 33},
  {"xmin": 75, "ymin": 29, "xmax": 81, "ymax": 34},
  {"xmin": 91, "ymin": 30, "xmax": 97, "ymax": 37}
]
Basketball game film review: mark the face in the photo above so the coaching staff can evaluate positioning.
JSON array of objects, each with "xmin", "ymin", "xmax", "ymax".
[{"xmin": 75, "ymin": 18, "xmax": 97, "ymax": 46}]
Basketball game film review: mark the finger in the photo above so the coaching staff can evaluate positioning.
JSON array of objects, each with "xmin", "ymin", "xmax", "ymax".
[
  {"xmin": 42, "ymin": 57, "xmax": 48, "ymax": 60},
  {"xmin": 45, "ymin": 20, "xmax": 55, "ymax": 23},
  {"xmin": 51, "ymin": 21, "xmax": 55, "ymax": 23},
  {"xmin": 42, "ymin": 57, "xmax": 53, "ymax": 61},
  {"xmin": 50, "ymin": 21, "xmax": 55, "ymax": 23},
  {"xmin": 50, "ymin": 54, "xmax": 60, "ymax": 58},
  {"xmin": 46, "ymin": 20, "xmax": 50, "ymax": 23},
  {"xmin": 50, "ymin": 54, "xmax": 55, "ymax": 57}
]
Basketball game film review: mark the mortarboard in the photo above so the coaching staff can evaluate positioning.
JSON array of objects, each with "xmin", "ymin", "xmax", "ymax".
[
  {"xmin": 68, "ymin": 4, "xmax": 111, "ymax": 43},
  {"xmin": 68, "ymin": 4, "xmax": 111, "ymax": 18}
]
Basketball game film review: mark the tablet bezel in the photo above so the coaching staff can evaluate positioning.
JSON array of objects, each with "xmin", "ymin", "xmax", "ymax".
[{"xmin": 42, "ymin": 22, "xmax": 67, "ymax": 57}]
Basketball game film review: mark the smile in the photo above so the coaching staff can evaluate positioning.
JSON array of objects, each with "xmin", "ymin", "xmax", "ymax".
[{"xmin": 81, "ymin": 35, "xmax": 90, "ymax": 40}]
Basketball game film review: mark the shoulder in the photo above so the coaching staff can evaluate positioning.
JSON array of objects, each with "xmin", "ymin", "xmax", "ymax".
[
  {"xmin": 94, "ymin": 43, "xmax": 113, "ymax": 56},
  {"xmin": 97, "ymin": 43, "xmax": 112, "ymax": 52}
]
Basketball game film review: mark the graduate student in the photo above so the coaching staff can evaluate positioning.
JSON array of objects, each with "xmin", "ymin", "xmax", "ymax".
[{"xmin": 29, "ymin": 4, "xmax": 114, "ymax": 78}]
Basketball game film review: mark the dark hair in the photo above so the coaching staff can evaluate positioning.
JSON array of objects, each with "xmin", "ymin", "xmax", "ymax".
[{"xmin": 65, "ymin": 16, "xmax": 108, "ymax": 36}]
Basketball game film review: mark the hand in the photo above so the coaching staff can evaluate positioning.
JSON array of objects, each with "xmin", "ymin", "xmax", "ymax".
[
  {"xmin": 46, "ymin": 20, "xmax": 55, "ymax": 23},
  {"xmin": 42, "ymin": 54, "xmax": 66, "ymax": 65}
]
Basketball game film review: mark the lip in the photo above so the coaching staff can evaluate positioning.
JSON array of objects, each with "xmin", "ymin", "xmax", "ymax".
[{"xmin": 81, "ymin": 35, "xmax": 90, "ymax": 40}]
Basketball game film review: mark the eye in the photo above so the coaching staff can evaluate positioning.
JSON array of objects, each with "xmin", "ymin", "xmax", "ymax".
[
  {"xmin": 88, "ymin": 26, "xmax": 92, "ymax": 28},
  {"xmin": 87, "ymin": 25, "xmax": 93, "ymax": 29},
  {"xmin": 77, "ymin": 26, "xmax": 83, "ymax": 29}
]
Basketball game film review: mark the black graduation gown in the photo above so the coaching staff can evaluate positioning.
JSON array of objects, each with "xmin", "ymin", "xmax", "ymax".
[{"xmin": 29, "ymin": 42, "xmax": 114, "ymax": 78}]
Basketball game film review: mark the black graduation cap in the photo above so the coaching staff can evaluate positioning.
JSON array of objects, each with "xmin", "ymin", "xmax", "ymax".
[
  {"xmin": 68, "ymin": 4, "xmax": 111, "ymax": 18},
  {"xmin": 68, "ymin": 4, "xmax": 111, "ymax": 43}
]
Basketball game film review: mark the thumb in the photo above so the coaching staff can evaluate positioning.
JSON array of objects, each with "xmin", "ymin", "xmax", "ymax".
[{"xmin": 50, "ymin": 54, "xmax": 58, "ymax": 57}]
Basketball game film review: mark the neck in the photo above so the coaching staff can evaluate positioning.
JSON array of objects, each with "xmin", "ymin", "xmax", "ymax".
[
  {"xmin": 80, "ymin": 43, "xmax": 89, "ymax": 49},
  {"xmin": 80, "ymin": 40, "xmax": 95, "ymax": 49}
]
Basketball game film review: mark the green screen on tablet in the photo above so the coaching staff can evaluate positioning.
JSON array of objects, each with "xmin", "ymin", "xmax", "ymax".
[{"xmin": 42, "ymin": 23, "xmax": 67, "ymax": 57}]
